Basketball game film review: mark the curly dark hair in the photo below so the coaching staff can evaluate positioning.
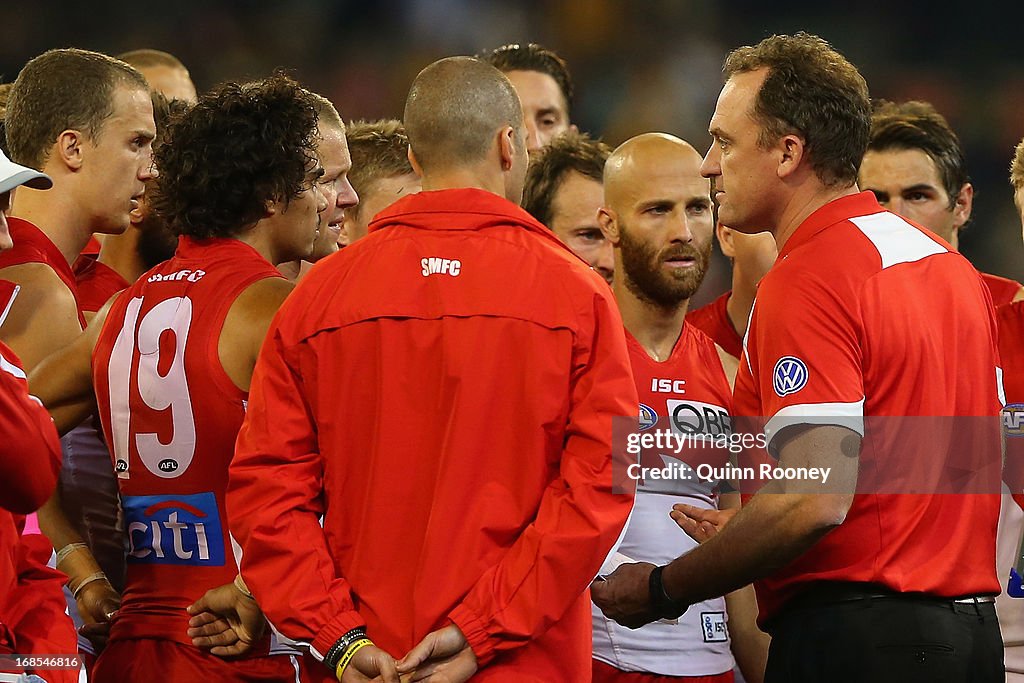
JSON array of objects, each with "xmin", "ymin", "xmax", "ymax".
[
  {"xmin": 724, "ymin": 32, "xmax": 870, "ymax": 188},
  {"xmin": 151, "ymin": 72, "xmax": 320, "ymax": 239}
]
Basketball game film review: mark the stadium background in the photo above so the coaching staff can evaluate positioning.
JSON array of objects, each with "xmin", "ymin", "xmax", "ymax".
[{"xmin": 3, "ymin": 0, "xmax": 1023, "ymax": 305}]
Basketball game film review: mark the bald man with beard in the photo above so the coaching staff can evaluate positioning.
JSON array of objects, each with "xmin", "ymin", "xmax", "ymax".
[
  {"xmin": 591, "ymin": 134, "xmax": 766, "ymax": 683},
  {"xmin": 225, "ymin": 56, "xmax": 636, "ymax": 683}
]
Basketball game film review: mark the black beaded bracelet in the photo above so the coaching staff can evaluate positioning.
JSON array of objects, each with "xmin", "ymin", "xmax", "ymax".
[
  {"xmin": 649, "ymin": 565, "xmax": 689, "ymax": 620},
  {"xmin": 323, "ymin": 627, "xmax": 368, "ymax": 670}
]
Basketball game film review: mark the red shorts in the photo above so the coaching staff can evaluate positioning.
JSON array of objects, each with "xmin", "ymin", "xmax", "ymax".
[
  {"xmin": 93, "ymin": 639, "xmax": 299, "ymax": 682},
  {"xmin": 593, "ymin": 659, "xmax": 735, "ymax": 683}
]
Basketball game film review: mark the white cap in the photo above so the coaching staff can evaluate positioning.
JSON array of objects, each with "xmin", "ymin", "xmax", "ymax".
[{"xmin": 0, "ymin": 148, "xmax": 51, "ymax": 195}]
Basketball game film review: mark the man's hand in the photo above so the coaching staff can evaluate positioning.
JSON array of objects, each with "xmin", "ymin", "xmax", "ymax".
[
  {"xmin": 590, "ymin": 561, "xmax": 659, "ymax": 629},
  {"xmin": 75, "ymin": 579, "xmax": 120, "ymax": 651},
  {"xmin": 339, "ymin": 644, "xmax": 401, "ymax": 682},
  {"xmin": 396, "ymin": 624, "xmax": 478, "ymax": 682},
  {"xmin": 670, "ymin": 504, "xmax": 737, "ymax": 543},
  {"xmin": 186, "ymin": 582, "xmax": 266, "ymax": 657}
]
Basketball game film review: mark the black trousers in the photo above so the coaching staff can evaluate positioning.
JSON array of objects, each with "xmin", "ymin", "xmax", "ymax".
[{"xmin": 764, "ymin": 587, "xmax": 1004, "ymax": 683}]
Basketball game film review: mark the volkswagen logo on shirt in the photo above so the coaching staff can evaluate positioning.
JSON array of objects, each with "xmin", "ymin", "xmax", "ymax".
[{"xmin": 773, "ymin": 356, "xmax": 809, "ymax": 397}]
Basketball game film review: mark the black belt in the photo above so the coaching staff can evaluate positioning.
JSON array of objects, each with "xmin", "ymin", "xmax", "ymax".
[{"xmin": 771, "ymin": 581, "xmax": 995, "ymax": 627}]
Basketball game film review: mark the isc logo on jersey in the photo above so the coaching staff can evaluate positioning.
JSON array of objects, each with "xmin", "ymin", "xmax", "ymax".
[
  {"xmin": 666, "ymin": 399, "xmax": 731, "ymax": 437},
  {"xmin": 123, "ymin": 492, "xmax": 225, "ymax": 566}
]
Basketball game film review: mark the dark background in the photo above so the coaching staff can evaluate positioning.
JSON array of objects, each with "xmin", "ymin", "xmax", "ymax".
[{"xmin": 4, "ymin": 0, "xmax": 1023, "ymax": 302}]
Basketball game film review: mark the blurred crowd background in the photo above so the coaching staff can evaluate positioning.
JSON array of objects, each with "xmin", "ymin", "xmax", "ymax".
[{"xmin": 3, "ymin": 0, "xmax": 1023, "ymax": 304}]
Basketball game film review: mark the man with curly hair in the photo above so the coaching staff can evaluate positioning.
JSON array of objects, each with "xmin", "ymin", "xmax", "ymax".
[
  {"xmin": 226, "ymin": 56, "xmax": 635, "ymax": 683},
  {"xmin": 30, "ymin": 72, "xmax": 327, "ymax": 681},
  {"xmin": 279, "ymin": 93, "xmax": 359, "ymax": 282}
]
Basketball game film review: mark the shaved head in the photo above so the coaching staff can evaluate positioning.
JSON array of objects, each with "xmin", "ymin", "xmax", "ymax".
[
  {"xmin": 604, "ymin": 133, "xmax": 703, "ymax": 210},
  {"xmin": 600, "ymin": 132, "xmax": 714, "ymax": 308},
  {"xmin": 404, "ymin": 56, "xmax": 524, "ymax": 173}
]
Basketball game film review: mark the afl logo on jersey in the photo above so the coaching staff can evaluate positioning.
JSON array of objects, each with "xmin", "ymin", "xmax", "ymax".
[
  {"xmin": 638, "ymin": 403, "xmax": 657, "ymax": 431},
  {"xmin": 158, "ymin": 459, "xmax": 178, "ymax": 473},
  {"xmin": 1003, "ymin": 403, "xmax": 1024, "ymax": 437},
  {"xmin": 773, "ymin": 356, "xmax": 808, "ymax": 397}
]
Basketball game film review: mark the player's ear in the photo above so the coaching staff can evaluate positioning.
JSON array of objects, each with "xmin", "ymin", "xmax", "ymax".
[
  {"xmin": 407, "ymin": 146, "xmax": 424, "ymax": 178},
  {"xmin": 717, "ymin": 223, "xmax": 737, "ymax": 258},
  {"xmin": 497, "ymin": 125, "xmax": 517, "ymax": 172},
  {"xmin": 952, "ymin": 182, "xmax": 974, "ymax": 231},
  {"xmin": 776, "ymin": 133, "xmax": 805, "ymax": 180},
  {"xmin": 54, "ymin": 130, "xmax": 85, "ymax": 171},
  {"xmin": 598, "ymin": 206, "xmax": 619, "ymax": 245}
]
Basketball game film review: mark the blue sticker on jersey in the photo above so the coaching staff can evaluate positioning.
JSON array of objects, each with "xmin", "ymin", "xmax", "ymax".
[
  {"xmin": 1009, "ymin": 568, "xmax": 1024, "ymax": 598},
  {"xmin": 638, "ymin": 403, "xmax": 657, "ymax": 431},
  {"xmin": 123, "ymin": 492, "xmax": 225, "ymax": 566},
  {"xmin": 773, "ymin": 356, "xmax": 809, "ymax": 397}
]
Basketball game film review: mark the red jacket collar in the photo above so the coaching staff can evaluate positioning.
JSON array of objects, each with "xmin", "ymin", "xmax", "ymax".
[
  {"xmin": 370, "ymin": 188, "xmax": 559, "ymax": 241},
  {"xmin": 778, "ymin": 191, "xmax": 885, "ymax": 260}
]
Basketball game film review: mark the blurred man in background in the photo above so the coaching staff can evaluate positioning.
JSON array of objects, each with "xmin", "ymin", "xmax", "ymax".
[
  {"xmin": 482, "ymin": 42, "xmax": 576, "ymax": 150},
  {"xmin": 859, "ymin": 99, "xmax": 1024, "ymax": 305}
]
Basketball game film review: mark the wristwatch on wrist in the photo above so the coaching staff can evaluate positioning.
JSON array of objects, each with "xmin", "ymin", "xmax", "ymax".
[{"xmin": 648, "ymin": 564, "xmax": 689, "ymax": 619}]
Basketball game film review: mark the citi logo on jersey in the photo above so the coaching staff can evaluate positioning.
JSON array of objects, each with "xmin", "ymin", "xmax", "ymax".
[
  {"xmin": 773, "ymin": 356, "xmax": 809, "ymax": 397},
  {"xmin": 421, "ymin": 257, "xmax": 461, "ymax": 277},
  {"xmin": 123, "ymin": 492, "xmax": 225, "ymax": 566}
]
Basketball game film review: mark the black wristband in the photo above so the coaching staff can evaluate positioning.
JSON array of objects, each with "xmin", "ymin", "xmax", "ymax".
[
  {"xmin": 649, "ymin": 565, "xmax": 688, "ymax": 620},
  {"xmin": 323, "ymin": 627, "xmax": 367, "ymax": 670}
]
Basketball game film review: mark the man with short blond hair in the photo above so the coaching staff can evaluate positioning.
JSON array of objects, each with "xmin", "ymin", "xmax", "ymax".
[
  {"xmin": 1, "ymin": 49, "xmax": 156, "ymax": 671},
  {"xmin": 339, "ymin": 119, "xmax": 419, "ymax": 247},
  {"xmin": 117, "ymin": 48, "xmax": 197, "ymax": 103}
]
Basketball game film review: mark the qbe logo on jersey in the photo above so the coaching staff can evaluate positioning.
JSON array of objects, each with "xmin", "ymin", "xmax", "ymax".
[
  {"xmin": 122, "ymin": 492, "xmax": 225, "ymax": 566},
  {"xmin": 773, "ymin": 356, "xmax": 809, "ymax": 397},
  {"xmin": 665, "ymin": 399, "xmax": 732, "ymax": 438}
]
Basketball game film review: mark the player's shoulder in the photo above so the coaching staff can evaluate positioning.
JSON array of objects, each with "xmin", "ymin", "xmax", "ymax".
[
  {"xmin": 231, "ymin": 276, "xmax": 294, "ymax": 325},
  {"xmin": 0, "ymin": 262, "xmax": 76, "ymax": 312},
  {"xmin": 998, "ymin": 300, "xmax": 1024, "ymax": 334}
]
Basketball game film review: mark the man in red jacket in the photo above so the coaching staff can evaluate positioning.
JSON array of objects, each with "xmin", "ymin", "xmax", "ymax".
[{"xmin": 227, "ymin": 56, "xmax": 637, "ymax": 683}]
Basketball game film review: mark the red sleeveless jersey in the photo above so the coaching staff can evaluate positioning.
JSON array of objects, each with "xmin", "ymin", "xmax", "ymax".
[
  {"xmin": 0, "ymin": 217, "xmax": 85, "ymax": 328},
  {"xmin": 92, "ymin": 237, "xmax": 282, "ymax": 645},
  {"xmin": 74, "ymin": 257, "xmax": 130, "ymax": 314},
  {"xmin": 982, "ymin": 271, "xmax": 1023, "ymax": 307},
  {"xmin": 685, "ymin": 290, "xmax": 743, "ymax": 359}
]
